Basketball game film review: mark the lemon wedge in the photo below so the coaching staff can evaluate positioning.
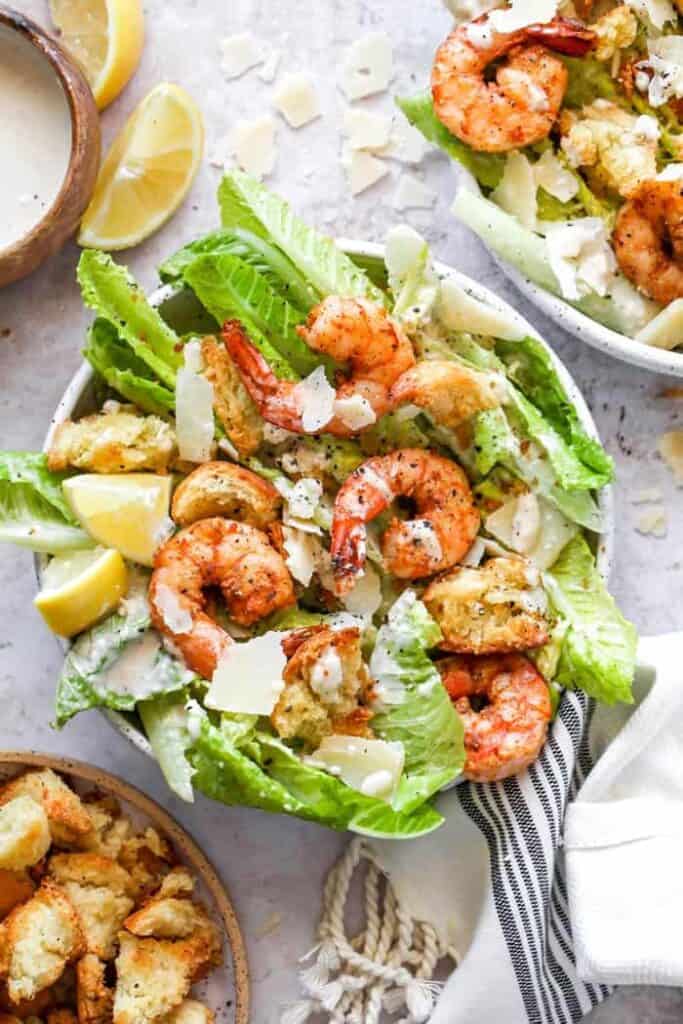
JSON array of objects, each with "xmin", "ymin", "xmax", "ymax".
[
  {"xmin": 49, "ymin": 0, "xmax": 144, "ymax": 111},
  {"xmin": 63, "ymin": 474, "xmax": 172, "ymax": 567},
  {"xmin": 35, "ymin": 547, "xmax": 128, "ymax": 637},
  {"xmin": 78, "ymin": 83, "xmax": 204, "ymax": 251}
]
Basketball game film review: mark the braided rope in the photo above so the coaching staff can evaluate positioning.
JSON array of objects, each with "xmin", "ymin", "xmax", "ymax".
[{"xmin": 282, "ymin": 837, "xmax": 458, "ymax": 1024}]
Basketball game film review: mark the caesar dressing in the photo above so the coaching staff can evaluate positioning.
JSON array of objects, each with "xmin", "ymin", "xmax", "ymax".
[{"xmin": 0, "ymin": 25, "xmax": 72, "ymax": 252}]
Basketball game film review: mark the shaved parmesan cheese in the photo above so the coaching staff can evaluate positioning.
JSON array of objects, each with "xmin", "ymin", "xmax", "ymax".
[
  {"xmin": 334, "ymin": 394, "xmax": 376, "ymax": 430},
  {"xmin": 631, "ymin": 487, "xmax": 664, "ymax": 504},
  {"xmin": 282, "ymin": 526, "xmax": 319, "ymax": 585},
  {"xmin": 377, "ymin": 117, "xmax": 429, "ymax": 165},
  {"xmin": 343, "ymin": 108, "xmax": 392, "ymax": 151},
  {"xmin": 231, "ymin": 116, "xmax": 277, "ymax": 179},
  {"xmin": 437, "ymin": 276, "xmax": 527, "ymax": 341},
  {"xmin": 485, "ymin": 493, "xmax": 578, "ymax": 569},
  {"xmin": 342, "ymin": 146, "xmax": 390, "ymax": 196},
  {"xmin": 658, "ymin": 430, "xmax": 683, "ymax": 483},
  {"xmin": 342, "ymin": 565, "xmax": 382, "ymax": 619},
  {"xmin": 274, "ymin": 73, "xmax": 321, "ymax": 128},
  {"xmin": 635, "ymin": 298, "xmax": 683, "ymax": 350},
  {"xmin": 310, "ymin": 647, "xmax": 344, "ymax": 703},
  {"xmin": 627, "ymin": 0, "xmax": 677, "ymax": 31},
  {"xmin": 392, "ymin": 173, "xmax": 436, "ymax": 210},
  {"xmin": 635, "ymin": 507, "xmax": 668, "ymax": 536},
  {"xmin": 308, "ymin": 735, "xmax": 404, "ymax": 802},
  {"xmin": 288, "ymin": 477, "xmax": 323, "ymax": 520},
  {"xmin": 489, "ymin": 0, "xmax": 558, "ymax": 33},
  {"xmin": 176, "ymin": 340, "xmax": 214, "ymax": 463},
  {"xmin": 461, "ymin": 536, "xmax": 486, "ymax": 567},
  {"xmin": 385, "ymin": 223, "xmax": 427, "ymax": 278},
  {"xmin": 340, "ymin": 32, "xmax": 393, "ymax": 101},
  {"xmin": 153, "ymin": 584, "xmax": 192, "ymax": 635},
  {"xmin": 220, "ymin": 33, "xmax": 263, "ymax": 79},
  {"xmin": 609, "ymin": 276, "xmax": 660, "ymax": 336},
  {"xmin": 444, "ymin": 0, "xmax": 503, "ymax": 22},
  {"xmin": 544, "ymin": 218, "xmax": 617, "ymax": 301},
  {"xmin": 492, "ymin": 151, "xmax": 537, "ymax": 230},
  {"xmin": 258, "ymin": 49, "xmax": 281, "ymax": 83},
  {"xmin": 533, "ymin": 150, "xmax": 579, "ymax": 203},
  {"xmin": 658, "ymin": 163, "xmax": 683, "ymax": 181},
  {"xmin": 294, "ymin": 365, "xmax": 336, "ymax": 432},
  {"xmin": 207, "ymin": 632, "xmax": 287, "ymax": 715}
]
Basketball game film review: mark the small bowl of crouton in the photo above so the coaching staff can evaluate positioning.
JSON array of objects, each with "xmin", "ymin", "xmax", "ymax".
[{"xmin": 0, "ymin": 752, "xmax": 249, "ymax": 1024}]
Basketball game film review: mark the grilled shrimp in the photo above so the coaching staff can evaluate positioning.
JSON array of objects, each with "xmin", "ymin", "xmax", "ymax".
[
  {"xmin": 439, "ymin": 653, "xmax": 551, "ymax": 782},
  {"xmin": 223, "ymin": 297, "xmax": 415, "ymax": 436},
  {"xmin": 432, "ymin": 15, "xmax": 595, "ymax": 152},
  {"xmin": 330, "ymin": 449, "xmax": 480, "ymax": 595},
  {"xmin": 171, "ymin": 462, "xmax": 282, "ymax": 528},
  {"xmin": 613, "ymin": 180, "xmax": 683, "ymax": 304},
  {"xmin": 389, "ymin": 359, "xmax": 507, "ymax": 430},
  {"xmin": 149, "ymin": 518, "xmax": 295, "ymax": 679}
]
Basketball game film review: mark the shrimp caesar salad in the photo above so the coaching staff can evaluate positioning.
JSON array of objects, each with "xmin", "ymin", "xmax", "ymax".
[
  {"xmin": 0, "ymin": 173, "xmax": 636, "ymax": 838},
  {"xmin": 402, "ymin": 0, "xmax": 683, "ymax": 350}
]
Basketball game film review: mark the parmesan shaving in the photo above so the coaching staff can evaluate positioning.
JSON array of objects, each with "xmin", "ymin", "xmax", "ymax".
[
  {"xmin": 176, "ymin": 340, "xmax": 214, "ymax": 463},
  {"xmin": 274, "ymin": 73, "xmax": 321, "ymax": 128},
  {"xmin": 343, "ymin": 108, "xmax": 392, "ymax": 151},
  {"xmin": 339, "ymin": 32, "xmax": 393, "ymax": 101},
  {"xmin": 658, "ymin": 430, "xmax": 683, "ymax": 483},
  {"xmin": 220, "ymin": 33, "xmax": 264, "ymax": 79},
  {"xmin": 392, "ymin": 173, "xmax": 436, "ymax": 210},
  {"xmin": 231, "ymin": 116, "xmax": 277, "ymax": 179},
  {"xmin": 342, "ymin": 146, "xmax": 390, "ymax": 196},
  {"xmin": 635, "ymin": 507, "xmax": 668, "ymax": 537},
  {"xmin": 207, "ymin": 632, "xmax": 287, "ymax": 715}
]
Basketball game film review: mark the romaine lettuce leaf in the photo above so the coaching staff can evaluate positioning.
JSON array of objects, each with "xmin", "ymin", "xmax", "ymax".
[
  {"xmin": 562, "ymin": 56, "xmax": 618, "ymax": 108},
  {"xmin": 218, "ymin": 171, "xmax": 386, "ymax": 305},
  {"xmin": 183, "ymin": 253, "xmax": 320, "ymax": 377},
  {"xmin": 0, "ymin": 453, "xmax": 92, "ymax": 553},
  {"xmin": 139, "ymin": 692, "xmax": 195, "ymax": 803},
  {"xmin": 78, "ymin": 251, "xmax": 183, "ymax": 388},
  {"xmin": 397, "ymin": 92, "xmax": 505, "ymax": 191},
  {"xmin": 159, "ymin": 227, "xmax": 315, "ymax": 312},
  {"xmin": 545, "ymin": 536, "xmax": 637, "ymax": 705},
  {"xmin": 84, "ymin": 319, "xmax": 176, "ymax": 417}
]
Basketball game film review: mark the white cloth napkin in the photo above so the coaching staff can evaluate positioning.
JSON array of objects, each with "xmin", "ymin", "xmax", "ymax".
[{"xmin": 564, "ymin": 632, "xmax": 683, "ymax": 987}]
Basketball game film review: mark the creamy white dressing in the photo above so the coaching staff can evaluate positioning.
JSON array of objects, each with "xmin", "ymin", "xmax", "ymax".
[
  {"xmin": 310, "ymin": 647, "xmax": 345, "ymax": 704},
  {"xmin": 94, "ymin": 632, "xmax": 163, "ymax": 700},
  {"xmin": 0, "ymin": 26, "xmax": 72, "ymax": 251}
]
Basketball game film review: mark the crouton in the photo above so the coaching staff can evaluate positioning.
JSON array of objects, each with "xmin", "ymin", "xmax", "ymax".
[
  {"xmin": 76, "ymin": 955, "xmax": 113, "ymax": 1024},
  {"xmin": 117, "ymin": 831, "xmax": 174, "ymax": 901},
  {"xmin": 272, "ymin": 627, "xmax": 374, "ymax": 749},
  {"xmin": 424, "ymin": 557, "xmax": 551, "ymax": 654},
  {"xmin": 0, "ymin": 1014, "xmax": 21, "ymax": 1024},
  {"xmin": 0, "ymin": 797, "xmax": 51, "ymax": 873},
  {"xmin": 124, "ymin": 897, "xmax": 202, "ymax": 940},
  {"xmin": 112, "ymin": 933, "xmax": 194, "ymax": 1024},
  {"xmin": 0, "ymin": 872, "xmax": 34, "ymax": 919},
  {"xmin": 81, "ymin": 799, "xmax": 131, "ymax": 861},
  {"xmin": 0, "ymin": 980, "xmax": 55, "ymax": 1017},
  {"xmin": 0, "ymin": 880, "xmax": 84, "ymax": 1003},
  {"xmin": 159, "ymin": 1000, "xmax": 215, "ymax": 1024},
  {"xmin": 201, "ymin": 336, "xmax": 263, "ymax": 457},
  {"xmin": 0, "ymin": 772, "xmax": 94, "ymax": 850},
  {"xmin": 47, "ymin": 856, "xmax": 134, "ymax": 961},
  {"xmin": 48, "ymin": 1010, "xmax": 78, "ymax": 1024},
  {"xmin": 171, "ymin": 462, "xmax": 281, "ymax": 529},
  {"xmin": 47, "ymin": 410, "xmax": 177, "ymax": 475},
  {"xmin": 155, "ymin": 868, "xmax": 194, "ymax": 900}
]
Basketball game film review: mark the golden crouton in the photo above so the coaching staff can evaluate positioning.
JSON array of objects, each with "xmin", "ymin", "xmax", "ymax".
[
  {"xmin": 0, "ymin": 796, "xmax": 51, "ymax": 872},
  {"xmin": 0, "ymin": 1013, "xmax": 21, "ymax": 1024},
  {"xmin": 155, "ymin": 868, "xmax": 194, "ymax": 900},
  {"xmin": 112, "ymin": 933, "xmax": 196, "ymax": 1024},
  {"xmin": 0, "ymin": 979, "xmax": 55, "ymax": 1017},
  {"xmin": 124, "ymin": 892, "xmax": 204, "ymax": 940},
  {"xmin": 0, "ymin": 772, "xmax": 94, "ymax": 850},
  {"xmin": 272, "ymin": 627, "xmax": 374, "ymax": 749},
  {"xmin": 159, "ymin": 1000, "xmax": 215, "ymax": 1024},
  {"xmin": 48, "ymin": 1010, "xmax": 78, "ymax": 1024},
  {"xmin": 424, "ymin": 557, "xmax": 551, "ymax": 654},
  {"xmin": 48, "ymin": 410, "xmax": 177, "ymax": 475},
  {"xmin": 76, "ymin": 954, "xmax": 113, "ymax": 1024},
  {"xmin": 47, "ymin": 856, "xmax": 134, "ymax": 961},
  {"xmin": 117, "ymin": 830, "xmax": 174, "ymax": 901},
  {"xmin": 81, "ymin": 799, "xmax": 131, "ymax": 861},
  {"xmin": 0, "ymin": 871, "xmax": 34, "ymax": 919},
  {"xmin": 201, "ymin": 336, "xmax": 263, "ymax": 457},
  {"xmin": 171, "ymin": 462, "xmax": 281, "ymax": 529},
  {"xmin": 0, "ymin": 880, "xmax": 84, "ymax": 1003}
]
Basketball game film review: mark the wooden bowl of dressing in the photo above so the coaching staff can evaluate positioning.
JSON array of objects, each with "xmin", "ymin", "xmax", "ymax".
[{"xmin": 0, "ymin": 6, "xmax": 100, "ymax": 287}]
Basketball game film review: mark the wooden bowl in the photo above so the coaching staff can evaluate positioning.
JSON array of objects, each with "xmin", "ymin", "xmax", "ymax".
[
  {"xmin": 0, "ymin": 6, "xmax": 100, "ymax": 287},
  {"xmin": 0, "ymin": 751, "xmax": 250, "ymax": 1023}
]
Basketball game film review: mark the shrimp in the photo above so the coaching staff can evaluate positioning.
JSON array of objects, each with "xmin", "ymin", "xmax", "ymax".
[
  {"xmin": 612, "ymin": 180, "xmax": 683, "ymax": 304},
  {"xmin": 330, "ymin": 449, "xmax": 480, "ymax": 595},
  {"xmin": 149, "ymin": 518, "xmax": 295, "ymax": 679},
  {"xmin": 431, "ymin": 15, "xmax": 595, "ymax": 153},
  {"xmin": 389, "ymin": 359, "xmax": 507, "ymax": 431},
  {"xmin": 438, "ymin": 653, "xmax": 551, "ymax": 782},
  {"xmin": 223, "ymin": 296, "xmax": 415, "ymax": 436},
  {"xmin": 171, "ymin": 461, "xmax": 282, "ymax": 529}
]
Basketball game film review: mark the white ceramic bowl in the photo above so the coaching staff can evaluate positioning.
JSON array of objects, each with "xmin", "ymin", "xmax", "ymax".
[
  {"xmin": 40, "ymin": 240, "xmax": 614, "ymax": 760},
  {"xmin": 457, "ymin": 173, "xmax": 683, "ymax": 378}
]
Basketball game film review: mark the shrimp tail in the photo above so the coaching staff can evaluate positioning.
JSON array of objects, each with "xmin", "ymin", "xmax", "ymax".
[
  {"xmin": 222, "ymin": 320, "xmax": 279, "ymax": 407},
  {"xmin": 330, "ymin": 520, "xmax": 366, "ymax": 596},
  {"xmin": 525, "ymin": 17, "xmax": 596, "ymax": 57}
]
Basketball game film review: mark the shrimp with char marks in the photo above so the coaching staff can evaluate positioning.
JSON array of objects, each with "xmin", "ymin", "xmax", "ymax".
[
  {"xmin": 223, "ymin": 296, "xmax": 415, "ymax": 436},
  {"xmin": 432, "ymin": 15, "xmax": 595, "ymax": 153},
  {"xmin": 389, "ymin": 359, "xmax": 507, "ymax": 430},
  {"xmin": 439, "ymin": 653, "xmax": 551, "ymax": 782},
  {"xmin": 612, "ymin": 180, "xmax": 683, "ymax": 305},
  {"xmin": 330, "ymin": 449, "xmax": 480, "ymax": 595},
  {"xmin": 149, "ymin": 518, "xmax": 295, "ymax": 679}
]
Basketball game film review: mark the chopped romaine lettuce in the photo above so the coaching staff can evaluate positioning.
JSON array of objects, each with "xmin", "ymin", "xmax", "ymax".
[
  {"xmin": 545, "ymin": 536, "xmax": 637, "ymax": 705},
  {"xmin": 139, "ymin": 692, "xmax": 195, "ymax": 803},
  {"xmin": 84, "ymin": 319, "xmax": 176, "ymax": 417},
  {"xmin": 0, "ymin": 453, "xmax": 92, "ymax": 553},
  {"xmin": 562, "ymin": 57, "xmax": 618, "ymax": 109}
]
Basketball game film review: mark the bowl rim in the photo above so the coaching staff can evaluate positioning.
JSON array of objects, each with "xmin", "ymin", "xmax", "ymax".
[
  {"xmin": 38, "ymin": 238, "xmax": 615, "ymax": 761},
  {"xmin": 0, "ymin": 5, "xmax": 100, "ymax": 278},
  {"xmin": 0, "ymin": 749, "xmax": 250, "ymax": 1023}
]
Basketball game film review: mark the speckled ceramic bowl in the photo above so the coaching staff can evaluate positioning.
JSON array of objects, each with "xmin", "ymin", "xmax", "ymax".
[
  {"xmin": 0, "ymin": 751, "xmax": 249, "ymax": 1023},
  {"xmin": 39, "ymin": 242, "xmax": 614, "ymax": 766}
]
